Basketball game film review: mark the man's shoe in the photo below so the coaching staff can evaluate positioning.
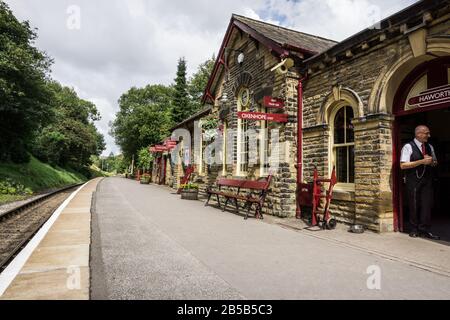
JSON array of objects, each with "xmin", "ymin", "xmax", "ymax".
[
  {"xmin": 420, "ymin": 231, "xmax": 440, "ymax": 240},
  {"xmin": 409, "ymin": 231, "xmax": 419, "ymax": 238}
]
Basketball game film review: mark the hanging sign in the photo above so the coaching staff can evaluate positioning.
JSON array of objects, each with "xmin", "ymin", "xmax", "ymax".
[
  {"xmin": 408, "ymin": 84, "xmax": 450, "ymax": 109},
  {"xmin": 164, "ymin": 140, "xmax": 177, "ymax": 149},
  {"xmin": 154, "ymin": 145, "xmax": 168, "ymax": 152},
  {"xmin": 238, "ymin": 112, "xmax": 288, "ymax": 123},
  {"xmin": 263, "ymin": 96, "xmax": 285, "ymax": 109}
]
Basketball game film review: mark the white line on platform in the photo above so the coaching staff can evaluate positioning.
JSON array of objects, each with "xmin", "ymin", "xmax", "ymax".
[{"xmin": 0, "ymin": 182, "xmax": 89, "ymax": 296}]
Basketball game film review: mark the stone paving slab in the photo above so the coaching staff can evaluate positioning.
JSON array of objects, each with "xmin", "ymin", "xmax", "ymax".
[{"xmin": 0, "ymin": 179, "xmax": 101, "ymax": 300}]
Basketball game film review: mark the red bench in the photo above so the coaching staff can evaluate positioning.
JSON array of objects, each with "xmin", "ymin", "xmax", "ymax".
[{"xmin": 205, "ymin": 175, "xmax": 273, "ymax": 220}]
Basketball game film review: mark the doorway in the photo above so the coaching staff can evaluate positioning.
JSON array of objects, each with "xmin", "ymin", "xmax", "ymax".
[{"xmin": 396, "ymin": 107, "xmax": 450, "ymax": 241}]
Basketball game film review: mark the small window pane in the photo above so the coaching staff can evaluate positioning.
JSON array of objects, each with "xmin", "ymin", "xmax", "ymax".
[
  {"xmin": 336, "ymin": 147, "xmax": 347, "ymax": 183},
  {"xmin": 349, "ymin": 146, "xmax": 355, "ymax": 183},
  {"xmin": 334, "ymin": 108, "xmax": 345, "ymax": 144},
  {"xmin": 346, "ymin": 107, "xmax": 355, "ymax": 143}
]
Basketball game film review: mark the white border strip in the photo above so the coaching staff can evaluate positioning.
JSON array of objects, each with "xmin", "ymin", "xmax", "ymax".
[{"xmin": 0, "ymin": 182, "xmax": 90, "ymax": 296}]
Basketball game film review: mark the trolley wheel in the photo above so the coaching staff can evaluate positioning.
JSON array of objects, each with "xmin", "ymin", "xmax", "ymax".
[{"xmin": 326, "ymin": 218, "xmax": 337, "ymax": 230}]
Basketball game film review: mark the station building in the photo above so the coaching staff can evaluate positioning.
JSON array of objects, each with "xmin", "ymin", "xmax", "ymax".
[{"xmin": 153, "ymin": 0, "xmax": 450, "ymax": 233}]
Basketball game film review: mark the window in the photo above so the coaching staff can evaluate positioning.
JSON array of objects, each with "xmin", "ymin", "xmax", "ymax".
[
  {"xmin": 332, "ymin": 106, "xmax": 355, "ymax": 184},
  {"xmin": 237, "ymin": 87, "xmax": 250, "ymax": 176},
  {"xmin": 222, "ymin": 121, "xmax": 227, "ymax": 176},
  {"xmin": 259, "ymin": 105, "xmax": 270, "ymax": 176}
]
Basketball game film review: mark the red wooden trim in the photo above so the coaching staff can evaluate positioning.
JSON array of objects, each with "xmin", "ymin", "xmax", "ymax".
[
  {"xmin": 296, "ymin": 75, "xmax": 307, "ymax": 219},
  {"xmin": 394, "ymin": 101, "xmax": 450, "ymax": 117},
  {"xmin": 392, "ymin": 121, "xmax": 400, "ymax": 232},
  {"xmin": 201, "ymin": 21, "xmax": 236, "ymax": 104},
  {"xmin": 232, "ymin": 20, "xmax": 290, "ymax": 58},
  {"xmin": 393, "ymin": 56, "xmax": 450, "ymax": 115},
  {"xmin": 202, "ymin": 16, "xmax": 295, "ymax": 104},
  {"xmin": 392, "ymin": 56, "xmax": 450, "ymax": 232}
]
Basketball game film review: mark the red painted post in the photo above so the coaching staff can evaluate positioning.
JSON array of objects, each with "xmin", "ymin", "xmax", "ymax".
[{"xmin": 296, "ymin": 75, "xmax": 307, "ymax": 219}]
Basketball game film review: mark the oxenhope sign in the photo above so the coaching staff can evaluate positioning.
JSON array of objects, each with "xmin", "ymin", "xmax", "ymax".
[
  {"xmin": 263, "ymin": 96, "xmax": 284, "ymax": 109},
  {"xmin": 238, "ymin": 112, "xmax": 288, "ymax": 123},
  {"xmin": 408, "ymin": 84, "xmax": 450, "ymax": 108}
]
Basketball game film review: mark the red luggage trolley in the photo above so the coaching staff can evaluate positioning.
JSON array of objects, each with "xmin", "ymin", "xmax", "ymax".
[
  {"xmin": 297, "ymin": 167, "xmax": 338, "ymax": 230},
  {"xmin": 177, "ymin": 165, "xmax": 195, "ymax": 194}
]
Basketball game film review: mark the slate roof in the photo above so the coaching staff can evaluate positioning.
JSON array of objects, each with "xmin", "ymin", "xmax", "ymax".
[{"xmin": 233, "ymin": 14, "xmax": 337, "ymax": 55}]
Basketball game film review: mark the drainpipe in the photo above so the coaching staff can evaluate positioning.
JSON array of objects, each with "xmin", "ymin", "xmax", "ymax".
[{"xmin": 296, "ymin": 74, "xmax": 308, "ymax": 219}]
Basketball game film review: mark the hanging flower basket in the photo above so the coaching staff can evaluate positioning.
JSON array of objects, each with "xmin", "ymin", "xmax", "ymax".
[{"xmin": 203, "ymin": 129, "xmax": 218, "ymax": 142}]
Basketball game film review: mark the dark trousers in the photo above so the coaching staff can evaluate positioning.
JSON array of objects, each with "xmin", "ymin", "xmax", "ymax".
[{"xmin": 406, "ymin": 178, "xmax": 433, "ymax": 232}]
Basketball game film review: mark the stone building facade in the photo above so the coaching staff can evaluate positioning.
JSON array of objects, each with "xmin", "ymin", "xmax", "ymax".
[
  {"xmin": 157, "ymin": 0, "xmax": 449, "ymax": 233},
  {"xmin": 300, "ymin": 0, "xmax": 449, "ymax": 232}
]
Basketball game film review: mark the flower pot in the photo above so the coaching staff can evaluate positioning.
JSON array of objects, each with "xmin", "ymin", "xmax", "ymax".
[{"xmin": 181, "ymin": 189, "xmax": 198, "ymax": 200}]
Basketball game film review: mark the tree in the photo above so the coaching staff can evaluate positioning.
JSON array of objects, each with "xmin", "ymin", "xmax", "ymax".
[
  {"xmin": 31, "ymin": 81, "xmax": 105, "ymax": 170},
  {"xmin": 188, "ymin": 55, "xmax": 215, "ymax": 113},
  {"xmin": 172, "ymin": 57, "xmax": 190, "ymax": 124},
  {"xmin": 0, "ymin": 1, "xmax": 53, "ymax": 162},
  {"xmin": 111, "ymin": 85, "xmax": 174, "ymax": 161}
]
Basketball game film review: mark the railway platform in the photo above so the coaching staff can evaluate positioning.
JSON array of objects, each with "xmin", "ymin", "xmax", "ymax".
[{"xmin": 0, "ymin": 178, "xmax": 101, "ymax": 300}]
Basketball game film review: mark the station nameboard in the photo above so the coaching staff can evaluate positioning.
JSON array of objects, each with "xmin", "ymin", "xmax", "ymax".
[
  {"xmin": 238, "ymin": 112, "xmax": 288, "ymax": 123},
  {"xmin": 408, "ymin": 84, "xmax": 450, "ymax": 108},
  {"xmin": 263, "ymin": 96, "xmax": 285, "ymax": 109}
]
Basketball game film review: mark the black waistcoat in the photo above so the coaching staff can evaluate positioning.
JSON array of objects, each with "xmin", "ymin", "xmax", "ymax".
[{"xmin": 404, "ymin": 141, "xmax": 433, "ymax": 186}]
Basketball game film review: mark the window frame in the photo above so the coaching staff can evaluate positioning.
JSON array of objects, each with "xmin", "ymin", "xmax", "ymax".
[
  {"xmin": 236, "ymin": 86, "xmax": 250, "ymax": 176},
  {"xmin": 329, "ymin": 103, "xmax": 356, "ymax": 190}
]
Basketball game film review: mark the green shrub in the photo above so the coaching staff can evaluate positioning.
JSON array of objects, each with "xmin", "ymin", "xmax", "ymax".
[{"xmin": 0, "ymin": 178, "xmax": 33, "ymax": 195}]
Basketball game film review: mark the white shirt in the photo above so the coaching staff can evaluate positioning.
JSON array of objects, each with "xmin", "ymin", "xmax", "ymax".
[{"xmin": 400, "ymin": 138, "xmax": 437, "ymax": 163}]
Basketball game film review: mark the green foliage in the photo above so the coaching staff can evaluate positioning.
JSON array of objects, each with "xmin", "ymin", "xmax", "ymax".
[
  {"xmin": 112, "ymin": 56, "xmax": 215, "ymax": 162},
  {"xmin": 137, "ymin": 147, "xmax": 153, "ymax": 170},
  {"xmin": 172, "ymin": 57, "xmax": 190, "ymax": 125},
  {"xmin": 0, "ymin": 1, "xmax": 53, "ymax": 163},
  {"xmin": 31, "ymin": 81, "xmax": 105, "ymax": 170},
  {"xmin": 0, "ymin": 178, "xmax": 32, "ymax": 195},
  {"xmin": 180, "ymin": 183, "xmax": 199, "ymax": 190},
  {"xmin": 0, "ymin": 3, "xmax": 104, "ymax": 173},
  {"xmin": 188, "ymin": 55, "xmax": 215, "ymax": 114},
  {"xmin": 111, "ymin": 85, "xmax": 174, "ymax": 160},
  {"xmin": 201, "ymin": 115, "xmax": 219, "ymax": 131},
  {"xmin": 0, "ymin": 155, "xmax": 86, "ymax": 193}
]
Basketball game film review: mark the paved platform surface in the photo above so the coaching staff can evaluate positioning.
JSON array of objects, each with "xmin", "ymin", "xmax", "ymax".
[
  {"xmin": 91, "ymin": 177, "xmax": 450, "ymax": 300},
  {"xmin": 0, "ymin": 179, "xmax": 101, "ymax": 300}
]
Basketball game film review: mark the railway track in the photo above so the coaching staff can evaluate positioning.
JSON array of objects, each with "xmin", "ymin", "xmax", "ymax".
[{"xmin": 0, "ymin": 183, "xmax": 84, "ymax": 273}]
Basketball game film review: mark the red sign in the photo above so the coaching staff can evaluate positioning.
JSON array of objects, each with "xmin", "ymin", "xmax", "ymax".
[
  {"xmin": 263, "ymin": 96, "xmax": 285, "ymax": 109},
  {"xmin": 408, "ymin": 84, "xmax": 450, "ymax": 108},
  {"xmin": 238, "ymin": 112, "xmax": 288, "ymax": 123},
  {"xmin": 154, "ymin": 145, "xmax": 168, "ymax": 152}
]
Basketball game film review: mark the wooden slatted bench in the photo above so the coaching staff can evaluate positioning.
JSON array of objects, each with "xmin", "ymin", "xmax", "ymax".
[{"xmin": 205, "ymin": 175, "xmax": 273, "ymax": 220}]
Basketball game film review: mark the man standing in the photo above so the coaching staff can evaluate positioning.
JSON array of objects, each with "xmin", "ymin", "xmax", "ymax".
[{"xmin": 400, "ymin": 125, "xmax": 439, "ymax": 240}]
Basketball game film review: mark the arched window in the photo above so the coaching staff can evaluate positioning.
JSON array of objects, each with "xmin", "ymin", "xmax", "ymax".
[
  {"xmin": 237, "ymin": 86, "xmax": 250, "ymax": 175},
  {"xmin": 331, "ymin": 106, "xmax": 355, "ymax": 184}
]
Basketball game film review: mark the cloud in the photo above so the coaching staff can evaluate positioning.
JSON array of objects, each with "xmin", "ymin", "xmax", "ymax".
[{"xmin": 5, "ymin": 0, "xmax": 417, "ymax": 156}]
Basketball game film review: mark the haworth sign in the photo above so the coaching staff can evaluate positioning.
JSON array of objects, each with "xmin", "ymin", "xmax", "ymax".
[
  {"xmin": 408, "ymin": 84, "xmax": 450, "ymax": 108},
  {"xmin": 238, "ymin": 111, "xmax": 288, "ymax": 123},
  {"xmin": 263, "ymin": 96, "xmax": 285, "ymax": 109}
]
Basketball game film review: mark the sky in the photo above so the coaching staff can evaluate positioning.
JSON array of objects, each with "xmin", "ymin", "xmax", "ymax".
[{"xmin": 6, "ymin": 0, "xmax": 418, "ymax": 156}]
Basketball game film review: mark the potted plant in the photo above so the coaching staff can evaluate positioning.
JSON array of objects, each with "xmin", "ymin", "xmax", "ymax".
[
  {"xmin": 140, "ymin": 173, "xmax": 151, "ymax": 184},
  {"xmin": 180, "ymin": 183, "xmax": 199, "ymax": 200}
]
